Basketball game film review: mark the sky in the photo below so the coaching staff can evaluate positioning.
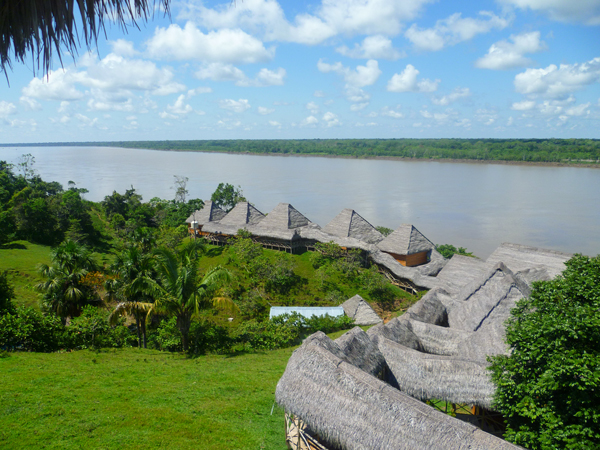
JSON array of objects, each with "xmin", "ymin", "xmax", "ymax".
[{"xmin": 0, "ymin": 0, "xmax": 599, "ymax": 142}]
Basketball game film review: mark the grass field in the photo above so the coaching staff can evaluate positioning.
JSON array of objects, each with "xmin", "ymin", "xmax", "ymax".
[{"xmin": 0, "ymin": 347, "xmax": 295, "ymax": 450}]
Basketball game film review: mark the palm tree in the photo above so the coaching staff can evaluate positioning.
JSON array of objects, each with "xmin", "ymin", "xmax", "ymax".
[
  {"xmin": 1, "ymin": 0, "xmax": 170, "ymax": 77},
  {"xmin": 37, "ymin": 240, "xmax": 101, "ymax": 323},
  {"xmin": 151, "ymin": 242, "xmax": 235, "ymax": 352},
  {"xmin": 106, "ymin": 246, "xmax": 156, "ymax": 348}
]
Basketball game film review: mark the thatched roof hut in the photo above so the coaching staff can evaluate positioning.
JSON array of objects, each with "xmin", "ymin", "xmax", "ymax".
[
  {"xmin": 334, "ymin": 327, "xmax": 387, "ymax": 378},
  {"xmin": 184, "ymin": 201, "xmax": 227, "ymax": 226},
  {"xmin": 218, "ymin": 201, "xmax": 265, "ymax": 227},
  {"xmin": 486, "ymin": 243, "xmax": 571, "ymax": 278},
  {"xmin": 322, "ymin": 209, "xmax": 384, "ymax": 245},
  {"xmin": 376, "ymin": 224, "xmax": 435, "ymax": 267},
  {"xmin": 340, "ymin": 295, "xmax": 382, "ymax": 326},
  {"xmin": 276, "ymin": 335, "xmax": 520, "ymax": 450}
]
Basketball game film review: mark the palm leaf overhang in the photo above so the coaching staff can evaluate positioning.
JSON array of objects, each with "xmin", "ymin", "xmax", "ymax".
[{"xmin": 0, "ymin": 0, "xmax": 170, "ymax": 78}]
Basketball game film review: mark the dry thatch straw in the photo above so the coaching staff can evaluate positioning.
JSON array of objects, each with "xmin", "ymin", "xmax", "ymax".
[
  {"xmin": 486, "ymin": 242, "xmax": 571, "ymax": 278},
  {"xmin": 340, "ymin": 295, "xmax": 382, "ymax": 326},
  {"xmin": 276, "ymin": 336, "xmax": 521, "ymax": 450},
  {"xmin": 184, "ymin": 201, "xmax": 227, "ymax": 225},
  {"xmin": 322, "ymin": 208, "xmax": 384, "ymax": 245},
  {"xmin": 0, "ymin": 0, "xmax": 169, "ymax": 77},
  {"xmin": 334, "ymin": 327, "xmax": 387, "ymax": 378},
  {"xmin": 377, "ymin": 224, "xmax": 435, "ymax": 256},
  {"xmin": 370, "ymin": 334, "xmax": 496, "ymax": 409}
]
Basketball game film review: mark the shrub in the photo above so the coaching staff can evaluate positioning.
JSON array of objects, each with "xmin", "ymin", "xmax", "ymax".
[
  {"xmin": 0, "ymin": 307, "xmax": 66, "ymax": 352},
  {"xmin": 67, "ymin": 306, "xmax": 135, "ymax": 350}
]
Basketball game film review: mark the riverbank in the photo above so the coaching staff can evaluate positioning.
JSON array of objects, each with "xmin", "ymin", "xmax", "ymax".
[{"xmin": 144, "ymin": 148, "xmax": 600, "ymax": 169}]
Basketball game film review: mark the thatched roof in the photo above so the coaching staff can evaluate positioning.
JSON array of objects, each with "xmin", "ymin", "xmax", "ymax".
[
  {"xmin": 334, "ymin": 327, "xmax": 387, "ymax": 378},
  {"xmin": 486, "ymin": 242, "xmax": 571, "ymax": 279},
  {"xmin": 371, "ymin": 335, "xmax": 496, "ymax": 409},
  {"xmin": 218, "ymin": 202, "xmax": 265, "ymax": 227},
  {"xmin": 448, "ymin": 262, "xmax": 531, "ymax": 332},
  {"xmin": 322, "ymin": 209, "xmax": 384, "ymax": 244},
  {"xmin": 184, "ymin": 201, "xmax": 226, "ymax": 224},
  {"xmin": 1, "ymin": 0, "xmax": 168, "ymax": 76},
  {"xmin": 341, "ymin": 295, "xmax": 382, "ymax": 326},
  {"xmin": 245, "ymin": 203, "xmax": 315, "ymax": 242},
  {"xmin": 377, "ymin": 224, "xmax": 435, "ymax": 255},
  {"xmin": 276, "ymin": 336, "xmax": 520, "ymax": 450}
]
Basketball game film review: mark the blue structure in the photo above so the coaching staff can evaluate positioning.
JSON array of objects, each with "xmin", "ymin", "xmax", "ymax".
[{"xmin": 269, "ymin": 306, "xmax": 345, "ymax": 320}]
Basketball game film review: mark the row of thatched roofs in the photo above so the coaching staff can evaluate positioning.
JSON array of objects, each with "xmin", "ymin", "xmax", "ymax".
[
  {"xmin": 186, "ymin": 201, "xmax": 445, "ymax": 289},
  {"xmin": 276, "ymin": 243, "xmax": 572, "ymax": 449},
  {"xmin": 187, "ymin": 200, "xmax": 573, "ymax": 447}
]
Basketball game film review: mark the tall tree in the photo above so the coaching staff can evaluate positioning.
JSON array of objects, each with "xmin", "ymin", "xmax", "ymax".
[
  {"xmin": 36, "ymin": 240, "xmax": 101, "ymax": 323},
  {"xmin": 489, "ymin": 254, "xmax": 600, "ymax": 449},
  {"xmin": 107, "ymin": 246, "xmax": 156, "ymax": 348},
  {"xmin": 172, "ymin": 175, "xmax": 189, "ymax": 203},
  {"xmin": 210, "ymin": 183, "xmax": 246, "ymax": 213},
  {"xmin": 151, "ymin": 242, "xmax": 234, "ymax": 351}
]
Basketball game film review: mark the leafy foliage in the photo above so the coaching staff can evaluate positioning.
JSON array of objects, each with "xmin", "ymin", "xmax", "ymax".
[
  {"xmin": 210, "ymin": 182, "xmax": 246, "ymax": 212},
  {"xmin": 436, "ymin": 244, "xmax": 474, "ymax": 259},
  {"xmin": 0, "ymin": 270, "xmax": 16, "ymax": 315},
  {"xmin": 489, "ymin": 254, "xmax": 600, "ymax": 449},
  {"xmin": 0, "ymin": 306, "xmax": 66, "ymax": 352}
]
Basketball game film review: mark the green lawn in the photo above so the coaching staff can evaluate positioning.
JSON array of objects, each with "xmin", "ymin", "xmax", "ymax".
[
  {"xmin": 0, "ymin": 347, "xmax": 294, "ymax": 449},
  {"xmin": 0, "ymin": 241, "xmax": 52, "ymax": 308}
]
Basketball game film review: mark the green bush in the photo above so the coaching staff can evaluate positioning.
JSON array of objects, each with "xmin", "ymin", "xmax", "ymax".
[
  {"xmin": 147, "ymin": 316, "xmax": 182, "ymax": 352},
  {"xmin": 0, "ymin": 307, "xmax": 66, "ymax": 352},
  {"xmin": 67, "ymin": 306, "xmax": 135, "ymax": 350}
]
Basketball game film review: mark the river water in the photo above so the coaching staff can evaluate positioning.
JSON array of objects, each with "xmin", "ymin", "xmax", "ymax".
[{"xmin": 1, "ymin": 146, "xmax": 599, "ymax": 259}]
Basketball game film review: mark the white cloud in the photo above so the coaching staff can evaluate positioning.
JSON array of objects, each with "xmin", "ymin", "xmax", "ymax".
[
  {"xmin": 189, "ymin": 0, "xmax": 433, "ymax": 45},
  {"xmin": 87, "ymin": 96, "xmax": 135, "ymax": 112},
  {"xmin": 475, "ymin": 108, "xmax": 498, "ymax": 125},
  {"xmin": 387, "ymin": 64, "xmax": 439, "ymax": 93},
  {"xmin": 566, "ymin": 102, "xmax": 591, "ymax": 116},
  {"xmin": 19, "ymin": 96, "xmax": 42, "ymax": 111},
  {"xmin": 300, "ymin": 115, "xmax": 319, "ymax": 127},
  {"xmin": 475, "ymin": 31, "xmax": 547, "ymax": 70},
  {"xmin": 258, "ymin": 106, "xmax": 275, "ymax": 115},
  {"xmin": 345, "ymin": 87, "xmax": 371, "ymax": 102},
  {"xmin": 512, "ymin": 100, "xmax": 536, "ymax": 110},
  {"xmin": 146, "ymin": 22, "xmax": 275, "ymax": 63},
  {"xmin": 219, "ymin": 98, "xmax": 251, "ymax": 113},
  {"xmin": 323, "ymin": 111, "xmax": 341, "ymax": 127},
  {"xmin": 307, "ymin": 101, "xmax": 320, "ymax": 114},
  {"xmin": 109, "ymin": 39, "xmax": 138, "ymax": 57},
  {"xmin": 196, "ymin": 63, "xmax": 286, "ymax": 87},
  {"xmin": 336, "ymin": 35, "xmax": 404, "ymax": 60},
  {"xmin": 268, "ymin": 120, "xmax": 281, "ymax": 127},
  {"xmin": 317, "ymin": 59, "xmax": 381, "ymax": 87},
  {"xmin": 166, "ymin": 95, "xmax": 194, "ymax": 115},
  {"xmin": 196, "ymin": 63, "xmax": 247, "ymax": 82},
  {"xmin": 350, "ymin": 102, "xmax": 369, "ymax": 111},
  {"xmin": 22, "ymin": 69, "xmax": 84, "ymax": 101},
  {"xmin": 514, "ymin": 57, "xmax": 600, "ymax": 99},
  {"xmin": 74, "ymin": 113, "xmax": 99, "ymax": 127},
  {"xmin": 314, "ymin": 90, "xmax": 326, "ymax": 97},
  {"xmin": 187, "ymin": 87, "xmax": 213, "ymax": 96},
  {"xmin": 405, "ymin": 11, "xmax": 510, "ymax": 51},
  {"xmin": 382, "ymin": 107, "xmax": 404, "ymax": 118},
  {"xmin": 498, "ymin": 0, "xmax": 600, "ymax": 25},
  {"xmin": 0, "ymin": 101, "xmax": 17, "ymax": 119},
  {"xmin": 432, "ymin": 87, "xmax": 470, "ymax": 105},
  {"xmin": 506, "ymin": 116, "xmax": 514, "ymax": 126}
]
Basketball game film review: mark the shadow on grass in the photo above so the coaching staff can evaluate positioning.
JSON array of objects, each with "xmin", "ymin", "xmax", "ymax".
[
  {"xmin": 1, "ymin": 243, "xmax": 27, "ymax": 250},
  {"xmin": 205, "ymin": 246, "xmax": 225, "ymax": 258}
]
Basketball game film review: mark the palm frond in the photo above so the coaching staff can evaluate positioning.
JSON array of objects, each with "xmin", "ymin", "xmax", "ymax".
[{"xmin": 1, "ymin": 0, "xmax": 170, "ymax": 78}]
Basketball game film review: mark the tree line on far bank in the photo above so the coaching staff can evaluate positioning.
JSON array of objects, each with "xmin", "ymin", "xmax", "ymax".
[{"xmin": 4, "ymin": 138, "xmax": 599, "ymax": 164}]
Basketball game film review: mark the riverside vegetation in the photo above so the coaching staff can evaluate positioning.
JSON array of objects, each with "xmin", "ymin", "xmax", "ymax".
[
  {"xmin": 4, "ymin": 138, "xmax": 600, "ymax": 165},
  {"xmin": 2, "ymin": 155, "xmax": 597, "ymax": 449}
]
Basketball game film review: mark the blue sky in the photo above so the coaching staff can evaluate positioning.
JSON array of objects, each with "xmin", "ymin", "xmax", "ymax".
[{"xmin": 1, "ymin": 0, "xmax": 599, "ymax": 142}]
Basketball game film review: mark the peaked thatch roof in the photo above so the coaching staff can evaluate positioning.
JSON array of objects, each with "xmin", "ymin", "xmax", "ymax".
[
  {"xmin": 377, "ymin": 224, "xmax": 435, "ymax": 255},
  {"xmin": 184, "ymin": 201, "xmax": 227, "ymax": 225},
  {"xmin": 371, "ymin": 335, "xmax": 496, "ymax": 409},
  {"xmin": 341, "ymin": 294, "xmax": 382, "ymax": 326},
  {"xmin": 486, "ymin": 242, "xmax": 571, "ymax": 279},
  {"xmin": 276, "ymin": 336, "xmax": 520, "ymax": 450},
  {"xmin": 322, "ymin": 209, "xmax": 384, "ymax": 244},
  {"xmin": 256, "ymin": 203, "xmax": 312, "ymax": 230},
  {"xmin": 334, "ymin": 327, "xmax": 387, "ymax": 378},
  {"xmin": 218, "ymin": 202, "xmax": 265, "ymax": 227}
]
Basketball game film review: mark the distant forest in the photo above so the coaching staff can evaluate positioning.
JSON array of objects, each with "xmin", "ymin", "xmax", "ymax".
[{"xmin": 3, "ymin": 139, "xmax": 600, "ymax": 164}]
